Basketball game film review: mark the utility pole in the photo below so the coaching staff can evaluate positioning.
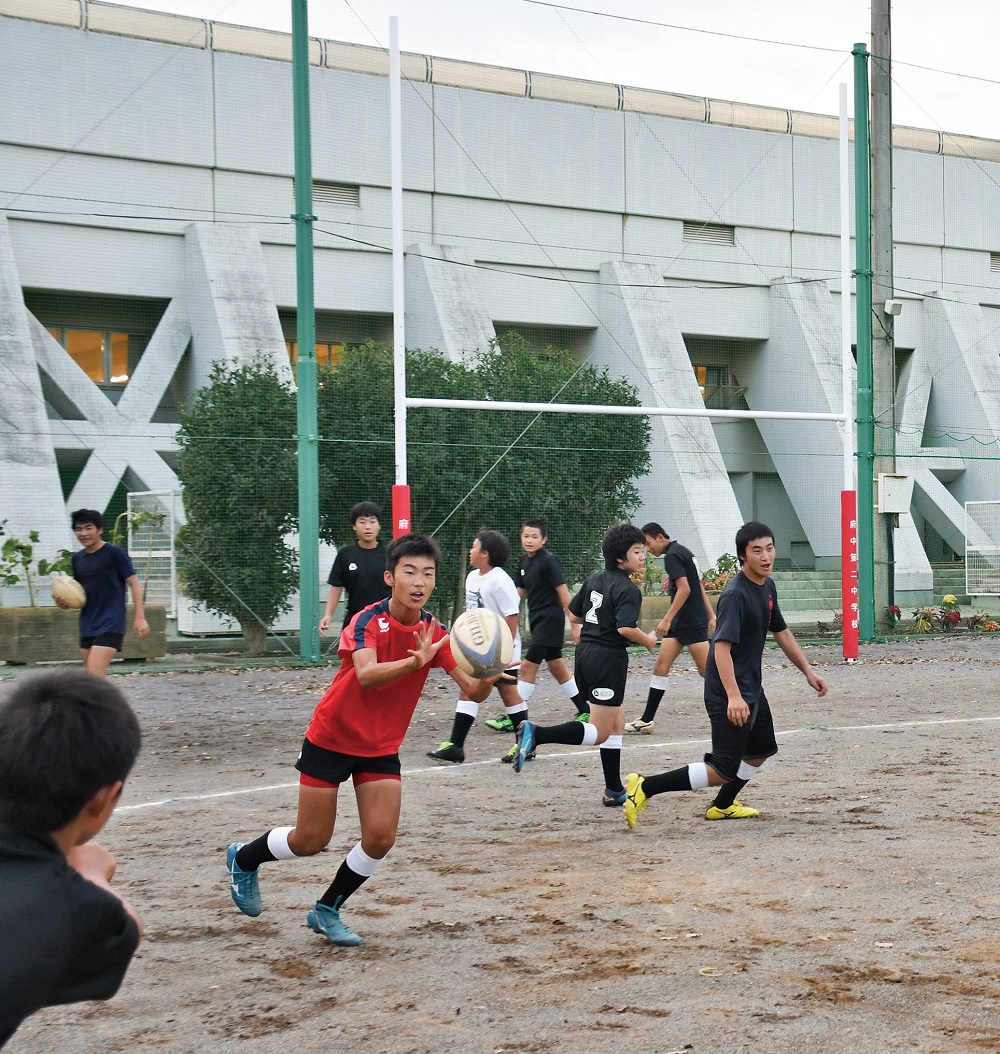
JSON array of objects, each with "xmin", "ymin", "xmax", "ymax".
[{"xmin": 870, "ymin": 0, "xmax": 897, "ymax": 631}]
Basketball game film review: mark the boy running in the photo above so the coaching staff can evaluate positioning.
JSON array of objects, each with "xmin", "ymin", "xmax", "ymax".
[
  {"xmin": 510, "ymin": 519, "xmax": 586, "ymax": 731},
  {"xmin": 427, "ymin": 529, "xmax": 522, "ymax": 763},
  {"xmin": 225, "ymin": 534, "xmax": 495, "ymax": 946},
  {"xmin": 624, "ymin": 522, "xmax": 828, "ymax": 829},
  {"xmin": 625, "ymin": 522, "xmax": 716, "ymax": 734},
  {"xmin": 510, "ymin": 524, "xmax": 657, "ymax": 807}
]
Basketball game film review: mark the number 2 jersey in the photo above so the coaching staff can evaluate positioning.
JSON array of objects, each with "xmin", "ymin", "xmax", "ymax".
[
  {"xmin": 568, "ymin": 567, "xmax": 642, "ymax": 649},
  {"xmin": 304, "ymin": 597, "xmax": 456, "ymax": 757}
]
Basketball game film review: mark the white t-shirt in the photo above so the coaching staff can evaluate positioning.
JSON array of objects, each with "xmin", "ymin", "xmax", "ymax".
[{"xmin": 465, "ymin": 567, "xmax": 522, "ymax": 664}]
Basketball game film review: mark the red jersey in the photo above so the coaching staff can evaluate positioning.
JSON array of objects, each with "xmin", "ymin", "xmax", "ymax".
[{"xmin": 304, "ymin": 598, "xmax": 457, "ymax": 756}]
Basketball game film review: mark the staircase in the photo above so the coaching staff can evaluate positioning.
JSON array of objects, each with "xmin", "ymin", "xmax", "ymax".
[{"xmin": 769, "ymin": 569, "xmax": 842, "ymax": 621}]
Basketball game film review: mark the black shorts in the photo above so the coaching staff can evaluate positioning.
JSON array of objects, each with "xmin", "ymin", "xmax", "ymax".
[
  {"xmin": 703, "ymin": 692, "xmax": 778, "ymax": 781},
  {"xmin": 525, "ymin": 642, "xmax": 564, "ymax": 664},
  {"xmin": 527, "ymin": 610, "xmax": 566, "ymax": 653},
  {"xmin": 574, "ymin": 644, "xmax": 628, "ymax": 709},
  {"xmin": 295, "ymin": 737, "xmax": 401, "ymax": 787},
  {"xmin": 666, "ymin": 623, "xmax": 709, "ymax": 647},
  {"xmin": 80, "ymin": 632, "xmax": 125, "ymax": 651}
]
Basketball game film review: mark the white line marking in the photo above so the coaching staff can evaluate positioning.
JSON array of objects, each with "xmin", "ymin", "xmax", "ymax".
[{"xmin": 116, "ymin": 713, "xmax": 1000, "ymax": 814}]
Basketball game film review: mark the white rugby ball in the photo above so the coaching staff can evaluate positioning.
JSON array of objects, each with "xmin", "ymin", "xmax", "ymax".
[
  {"xmin": 52, "ymin": 575, "xmax": 86, "ymax": 609},
  {"xmin": 449, "ymin": 608, "xmax": 514, "ymax": 679}
]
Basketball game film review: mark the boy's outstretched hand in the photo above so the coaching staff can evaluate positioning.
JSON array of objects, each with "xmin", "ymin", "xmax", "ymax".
[{"xmin": 408, "ymin": 622, "xmax": 448, "ymax": 669}]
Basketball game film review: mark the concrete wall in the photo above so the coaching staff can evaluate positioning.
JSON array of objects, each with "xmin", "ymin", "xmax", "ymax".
[{"xmin": 3, "ymin": 5, "xmax": 1000, "ymax": 579}]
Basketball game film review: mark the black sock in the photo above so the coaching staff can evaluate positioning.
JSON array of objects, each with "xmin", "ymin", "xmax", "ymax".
[
  {"xmin": 449, "ymin": 711, "xmax": 475, "ymax": 748},
  {"xmin": 642, "ymin": 766, "xmax": 694, "ymax": 798},
  {"xmin": 572, "ymin": 693, "xmax": 590, "ymax": 716},
  {"xmin": 236, "ymin": 832, "xmax": 280, "ymax": 872},
  {"xmin": 533, "ymin": 720, "xmax": 587, "ymax": 747},
  {"xmin": 712, "ymin": 778, "xmax": 749, "ymax": 810},
  {"xmin": 600, "ymin": 745, "xmax": 622, "ymax": 792},
  {"xmin": 509, "ymin": 709, "xmax": 528, "ymax": 731},
  {"xmin": 641, "ymin": 687, "xmax": 665, "ymax": 723},
  {"xmin": 319, "ymin": 859, "xmax": 369, "ymax": 909}
]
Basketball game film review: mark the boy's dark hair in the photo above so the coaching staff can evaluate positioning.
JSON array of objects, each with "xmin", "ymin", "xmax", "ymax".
[
  {"xmin": 602, "ymin": 523, "xmax": 646, "ymax": 570},
  {"xmin": 522, "ymin": 518, "xmax": 547, "ymax": 538},
  {"xmin": 475, "ymin": 529, "xmax": 509, "ymax": 569},
  {"xmin": 640, "ymin": 522, "xmax": 669, "ymax": 540},
  {"xmin": 386, "ymin": 532, "xmax": 441, "ymax": 573},
  {"xmin": 350, "ymin": 501, "xmax": 382, "ymax": 525},
  {"xmin": 0, "ymin": 670, "xmax": 141, "ymax": 834},
  {"xmin": 71, "ymin": 508, "xmax": 103, "ymax": 531},
  {"xmin": 735, "ymin": 521, "xmax": 774, "ymax": 563}
]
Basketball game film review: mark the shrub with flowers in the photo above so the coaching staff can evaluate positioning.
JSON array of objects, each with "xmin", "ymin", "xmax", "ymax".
[
  {"xmin": 938, "ymin": 608, "xmax": 962, "ymax": 631},
  {"xmin": 912, "ymin": 606, "xmax": 937, "ymax": 633},
  {"xmin": 887, "ymin": 604, "xmax": 902, "ymax": 624},
  {"xmin": 701, "ymin": 553, "xmax": 739, "ymax": 592}
]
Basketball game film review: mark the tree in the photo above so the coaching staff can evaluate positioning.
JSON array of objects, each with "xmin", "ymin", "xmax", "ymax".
[
  {"xmin": 317, "ymin": 335, "xmax": 650, "ymax": 621},
  {"xmin": 175, "ymin": 358, "xmax": 298, "ymax": 653}
]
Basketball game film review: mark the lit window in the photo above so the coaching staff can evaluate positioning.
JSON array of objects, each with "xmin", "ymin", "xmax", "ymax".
[
  {"xmin": 691, "ymin": 363, "xmax": 746, "ymax": 410},
  {"xmin": 286, "ymin": 341, "xmax": 346, "ymax": 369},
  {"xmin": 48, "ymin": 328, "xmax": 131, "ymax": 384}
]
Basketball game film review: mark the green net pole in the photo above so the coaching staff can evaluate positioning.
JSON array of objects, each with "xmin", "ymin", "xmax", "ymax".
[{"xmin": 292, "ymin": 0, "xmax": 320, "ymax": 662}]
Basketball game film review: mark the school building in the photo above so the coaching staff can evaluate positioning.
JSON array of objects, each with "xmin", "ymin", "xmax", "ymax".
[{"xmin": 3, "ymin": 0, "xmax": 1000, "ymax": 607}]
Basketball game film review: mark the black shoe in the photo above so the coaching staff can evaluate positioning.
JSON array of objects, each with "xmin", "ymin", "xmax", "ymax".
[{"xmin": 427, "ymin": 741, "xmax": 465, "ymax": 763}]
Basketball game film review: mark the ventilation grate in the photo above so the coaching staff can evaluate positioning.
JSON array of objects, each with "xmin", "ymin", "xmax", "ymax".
[
  {"xmin": 683, "ymin": 221, "xmax": 735, "ymax": 245},
  {"xmin": 991, "ymin": 251, "xmax": 1000, "ymax": 272},
  {"xmin": 312, "ymin": 181, "xmax": 360, "ymax": 207}
]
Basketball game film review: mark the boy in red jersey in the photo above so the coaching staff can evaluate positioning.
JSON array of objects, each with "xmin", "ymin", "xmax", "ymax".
[{"xmin": 224, "ymin": 534, "xmax": 495, "ymax": 947}]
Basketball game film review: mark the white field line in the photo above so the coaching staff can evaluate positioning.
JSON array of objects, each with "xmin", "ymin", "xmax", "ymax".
[{"xmin": 116, "ymin": 713, "xmax": 1000, "ymax": 815}]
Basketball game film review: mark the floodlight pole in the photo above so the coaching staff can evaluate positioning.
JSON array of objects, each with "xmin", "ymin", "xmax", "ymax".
[{"xmin": 292, "ymin": 0, "xmax": 320, "ymax": 662}]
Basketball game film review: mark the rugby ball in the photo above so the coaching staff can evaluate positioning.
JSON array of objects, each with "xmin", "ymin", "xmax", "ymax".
[
  {"xmin": 449, "ymin": 609, "xmax": 513, "ymax": 679},
  {"xmin": 51, "ymin": 575, "xmax": 86, "ymax": 609}
]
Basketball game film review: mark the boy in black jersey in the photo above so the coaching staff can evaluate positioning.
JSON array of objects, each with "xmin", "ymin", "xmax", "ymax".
[
  {"xmin": 624, "ymin": 522, "xmax": 828, "ymax": 829},
  {"xmin": 319, "ymin": 501, "xmax": 391, "ymax": 636},
  {"xmin": 511, "ymin": 524, "xmax": 657, "ymax": 806}
]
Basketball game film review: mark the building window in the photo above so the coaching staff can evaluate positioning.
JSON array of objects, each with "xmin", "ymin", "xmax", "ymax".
[
  {"xmin": 692, "ymin": 364, "xmax": 747, "ymax": 409},
  {"xmin": 286, "ymin": 341, "xmax": 346, "ymax": 370},
  {"xmin": 47, "ymin": 327, "xmax": 132, "ymax": 384}
]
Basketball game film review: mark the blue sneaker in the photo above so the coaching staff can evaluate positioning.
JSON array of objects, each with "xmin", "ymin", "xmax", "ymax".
[
  {"xmin": 306, "ymin": 900, "xmax": 362, "ymax": 946},
  {"xmin": 513, "ymin": 720, "xmax": 537, "ymax": 773},
  {"xmin": 602, "ymin": 788, "xmax": 627, "ymax": 807},
  {"xmin": 226, "ymin": 842, "xmax": 262, "ymax": 917}
]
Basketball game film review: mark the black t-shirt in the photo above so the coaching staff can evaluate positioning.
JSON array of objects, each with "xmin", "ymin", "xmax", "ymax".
[
  {"xmin": 327, "ymin": 542, "xmax": 390, "ymax": 622},
  {"xmin": 568, "ymin": 567, "xmax": 641, "ymax": 650},
  {"xmin": 704, "ymin": 571, "xmax": 787, "ymax": 707},
  {"xmin": 663, "ymin": 540, "xmax": 707, "ymax": 630},
  {"xmin": 517, "ymin": 548, "xmax": 566, "ymax": 624},
  {"xmin": 0, "ymin": 824, "xmax": 140, "ymax": 1048}
]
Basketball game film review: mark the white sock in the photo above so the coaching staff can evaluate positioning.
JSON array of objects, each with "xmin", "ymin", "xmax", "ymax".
[
  {"xmin": 601, "ymin": 734, "xmax": 623, "ymax": 750},
  {"xmin": 517, "ymin": 680, "xmax": 536, "ymax": 703},
  {"xmin": 266, "ymin": 826, "xmax": 297, "ymax": 860},
  {"xmin": 581, "ymin": 723, "xmax": 599, "ymax": 746},
  {"xmin": 650, "ymin": 675, "xmax": 669, "ymax": 690},
  {"xmin": 346, "ymin": 842, "xmax": 386, "ymax": 877},
  {"xmin": 737, "ymin": 760, "xmax": 759, "ymax": 781},
  {"xmin": 505, "ymin": 702, "xmax": 528, "ymax": 716},
  {"xmin": 688, "ymin": 762, "xmax": 711, "ymax": 790},
  {"xmin": 456, "ymin": 699, "xmax": 479, "ymax": 718},
  {"xmin": 559, "ymin": 677, "xmax": 579, "ymax": 698}
]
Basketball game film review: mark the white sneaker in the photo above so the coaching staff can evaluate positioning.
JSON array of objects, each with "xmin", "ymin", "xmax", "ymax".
[{"xmin": 624, "ymin": 718, "xmax": 654, "ymax": 735}]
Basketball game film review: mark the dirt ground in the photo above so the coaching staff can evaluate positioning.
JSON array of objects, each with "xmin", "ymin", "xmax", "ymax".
[{"xmin": 7, "ymin": 636, "xmax": 1000, "ymax": 1054}]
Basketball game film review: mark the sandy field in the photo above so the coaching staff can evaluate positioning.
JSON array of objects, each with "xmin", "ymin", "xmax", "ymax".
[{"xmin": 6, "ymin": 636, "xmax": 1000, "ymax": 1054}]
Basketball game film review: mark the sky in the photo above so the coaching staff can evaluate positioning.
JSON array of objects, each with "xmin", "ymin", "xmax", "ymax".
[{"xmin": 106, "ymin": 0, "xmax": 1000, "ymax": 140}]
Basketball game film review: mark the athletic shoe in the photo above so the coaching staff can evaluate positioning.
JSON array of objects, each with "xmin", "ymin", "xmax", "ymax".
[
  {"xmin": 306, "ymin": 900, "xmax": 362, "ymax": 946},
  {"xmin": 501, "ymin": 743, "xmax": 535, "ymax": 764},
  {"xmin": 512, "ymin": 721, "xmax": 537, "ymax": 773},
  {"xmin": 427, "ymin": 741, "xmax": 465, "ymax": 763},
  {"xmin": 574, "ymin": 712, "xmax": 590, "ymax": 723},
  {"xmin": 484, "ymin": 715, "xmax": 515, "ymax": 733},
  {"xmin": 602, "ymin": 788, "xmax": 627, "ymax": 807},
  {"xmin": 624, "ymin": 718, "xmax": 654, "ymax": 735},
  {"xmin": 623, "ymin": 773, "xmax": 649, "ymax": 830},
  {"xmin": 705, "ymin": 800, "xmax": 760, "ymax": 820},
  {"xmin": 226, "ymin": 842, "xmax": 263, "ymax": 917}
]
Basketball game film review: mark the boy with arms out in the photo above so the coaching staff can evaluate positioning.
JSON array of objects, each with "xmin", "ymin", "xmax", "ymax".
[
  {"xmin": 507, "ymin": 519, "xmax": 586, "ymax": 738},
  {"xmin": 625, "ymin": 523, "xmax": 716, "ymax": 734},
  {"xmin": 624, "ymin": 522, "xmax": 828, "ymax": 829},
  {"xmin": 57, "ymin": 509, "xmax": 149, "ymax": 678},
  {"xmin": 319, "ymin": 501, "xmax": 390, "ymax": 635},
  {"xmin": 0, "ymin": 670, "xmax": 143, "ymax": 1048},
  {"xmin": 511, "ymin": 524, "xmax": 657, "ymax": 807},
  {"xmin": 225, "ymin": 534, "xmax": 496, "ymax": 946},
  {"xmin": 427, "ymin": 529, "xmax": 523, "ymax": 763}
]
